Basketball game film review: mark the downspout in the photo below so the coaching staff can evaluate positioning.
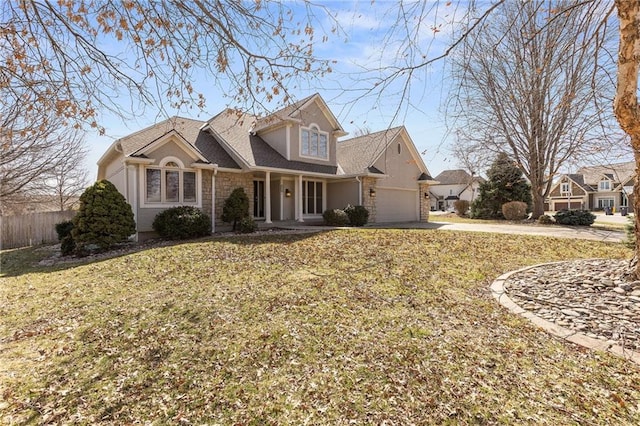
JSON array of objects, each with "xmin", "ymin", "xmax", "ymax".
[{"xmin": 355, "ymin": 176, "xmax": 362, "ymax": 205}]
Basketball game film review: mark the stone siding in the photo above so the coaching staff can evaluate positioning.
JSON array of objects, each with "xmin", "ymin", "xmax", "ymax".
[
  {"xmin": 361, "ymin": 177, "xmax": 377, "ymax": 223},
  {"xmin": 419, "ymin": 183, "xmax": 430, "ymax": 222},
  {"xmin": 214, "ymin": 172, "xmax": 254, "ymax": 227}
]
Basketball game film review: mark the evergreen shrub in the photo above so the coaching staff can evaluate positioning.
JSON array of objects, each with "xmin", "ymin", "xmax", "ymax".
[
  {"xmin": 152, "ymin": 206, "xmax": 211, "ymax": 239},
  {"xmin": 345, "ymin": 205, "xmax": 369, "ymax": 227},
  {"xmin": 72, "ymin": 180, "xmax": 135, "ymax": 255},
  {"xmin": 453, "ymin": 200, "xmax": 470, "ymax": 217},
  {"xmin": 553, "ymin": 209, "xmax": 595, "ymax": 226},
  {"xmin": 323, "ymin": 209, "xmax": 349, "ymax": 226}
]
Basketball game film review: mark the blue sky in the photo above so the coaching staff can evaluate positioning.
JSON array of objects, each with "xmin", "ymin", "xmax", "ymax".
[{"xmin": 84, "ymin": 1, "xmax": 473, "ymax": 179}]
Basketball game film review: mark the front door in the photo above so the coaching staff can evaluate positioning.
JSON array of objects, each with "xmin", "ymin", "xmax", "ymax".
[{"xmin": 253, "ymin": 180, "xmax": 265, "ymax": 218}]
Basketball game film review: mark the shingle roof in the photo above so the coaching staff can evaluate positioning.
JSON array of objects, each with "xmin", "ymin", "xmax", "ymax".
[
  {"xmin": 566, "ymin": 174, "xmax": 595, "ymax": 192},
  {"xmin": 253, "ymin": 94, "xmax": 318, "ymax": 132},
  {"xmin": 337, "ymin": 127, "xmax": 404, "ymax": 175},
  {"xmin": 432, "ymin": 169, "xmax": 474, "ymax": 185},
  {"xmin": 207, "ymin": 109, "xmax": 338, "ymax": 175},
  {"xmin": 576, "ymin": 161, "xmax": 635, "ymax": 186},
  {"xmin": 118, "ymin": 116, "xmax": 240, "ymax": 169}
]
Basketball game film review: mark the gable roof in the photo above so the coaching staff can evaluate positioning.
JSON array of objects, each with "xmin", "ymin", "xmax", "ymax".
[
  {"xmin": 98, "ymin": 116, "xmax": 241, "ymax": 170},
  {"xmin": 433, "ymin": 169, "xmax": 475, "ymax": 185},
  {"xmin": 337, "ymin": 127, "xmax": 405, "ymax": 175},
  {"xmin": 205, "ymin": 109, "xmax": 338, "ymax": 175},
  {"xmin": 563, "ymin": 174, "xmax": 595, "ymax": 192},
  {"xmin": 253, "ymin": 93, "xmax": 346, "ymax": 135},
  {"xmin": 576, "ymin": 161, "xmax": 635, "ymax": 186}
]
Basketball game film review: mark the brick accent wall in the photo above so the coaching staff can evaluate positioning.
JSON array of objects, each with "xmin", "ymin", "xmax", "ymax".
[
  {"xmin": 419, "ymin": 183, "xmax": 430, "ymax": 222},
  {"xmin": 361, "ymin": 177, "xmax": 377, "ymax": 223}
]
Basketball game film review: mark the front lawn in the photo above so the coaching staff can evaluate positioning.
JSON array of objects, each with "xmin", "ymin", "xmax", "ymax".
[{"xmin": 1, "ymin": 229, "xmax": 638, "ymax": 424}]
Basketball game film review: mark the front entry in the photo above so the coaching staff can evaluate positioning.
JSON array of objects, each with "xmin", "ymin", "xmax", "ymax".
[{"xmin": 253, "ymin": 180, "xmax": 265, "ymax": 218}]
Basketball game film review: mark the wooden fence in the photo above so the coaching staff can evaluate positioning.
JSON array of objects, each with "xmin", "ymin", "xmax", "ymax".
[{"xmin": 1, "ymin": 211, "xmax": 76, "ymax": 250}]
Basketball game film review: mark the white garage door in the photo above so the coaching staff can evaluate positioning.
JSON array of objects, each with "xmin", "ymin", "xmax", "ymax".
[{"xmin": 376, "ymin": 188, "xmax": 418, "ymax": 222}]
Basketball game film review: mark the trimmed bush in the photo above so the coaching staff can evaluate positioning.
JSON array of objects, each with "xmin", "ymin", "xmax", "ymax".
[
  {"xmin": 72, "ymin": 180, "xmax": 136, "ymax": 255},
  {"xmin": 553, "ymin": 209, "xmax": 596, "ymax": 226},
  {"xmin": 453, "ymin": 200, "xmax": 470, "ymax": 217},
  {"xmin": 537, "ymin": 214, "xmax": 554, "ymax": 225},
  {"xmin": 55, "ymin": 220, "xmax": 77, "ymax": 256},
  {"xmin": 222, "ymin": 187, "xmax": 250, "ymax": 231},
  {"xmin": 502, "ymin": 201, "xmax": 528, "ymax": 221},
  {"xmin": 345, "ymin": 205, "xmax": 369, "ymax": 227},
  {"xmin": 323, "ymin": 208, "xmax": 349, "ymax": 226},
  {"xmin": 55, "ymin": 220, "xmax": 74, "ymax": 241},
  {"xmin": 152, "ymin": 206, "xmax": 212, "ymax": 240},
  {"xmin": 237, "ymin": 216, "xmax": 258, "ymax": 234}
]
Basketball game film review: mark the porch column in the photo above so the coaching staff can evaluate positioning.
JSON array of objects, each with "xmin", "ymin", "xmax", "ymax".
[
  {"xmin": 297, "ymin": 175, "xmax": 304, "ymax": 222},
  {"xmin": 265, "ymin": 171, "xmax": 272, "ymax": 224},
  {"xmin": 130, "ymin": 164, "xmax": 139, "ymax": 242}
]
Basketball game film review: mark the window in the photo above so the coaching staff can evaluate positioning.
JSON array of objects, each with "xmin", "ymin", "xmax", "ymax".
[
  {"xmin": 599, "ymin": 180, "xmax": 610, "ymax": 191},
  {"xmin": 301, "ymin": 125, "xmax": 328, "ymax": 159},
  {"xmin": 253, "ymin": 180, "xmax": 265, "ymax": 218},
  {"xmin": 303, "ymin": 180, "xmax": 323, "ymax": 214},
  {"xmin": 597, "ymin": 198, "xmax": 614, "ymax": 208},
  {"xmin": 145, "ymin": 158, "xmax": 198, "ymax": 205},
  {"xmin": 560, "ymin": 182, "xmax": 570, "ymax": 194}
]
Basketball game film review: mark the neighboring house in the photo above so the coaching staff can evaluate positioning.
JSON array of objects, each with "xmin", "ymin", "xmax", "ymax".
[
  {"xmin": 97, "ymin": 94, "xmax": 437, "ymax": 240},
  {"xmin": 546, "ymin": 161, "xmax": 635, "ymax": 212},
  {"xmin": 429, "ymin": 169, "xmax": 484, "ymax": 211}
]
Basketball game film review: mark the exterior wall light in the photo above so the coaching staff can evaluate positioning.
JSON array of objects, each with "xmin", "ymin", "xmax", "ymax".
[
  {"xmin": 369, "ymin": 188, "xmax": 376, "ymax": 197},
  {"xmin": 285, "ymin": 188, "xmax": 292, "ymax": 197}
]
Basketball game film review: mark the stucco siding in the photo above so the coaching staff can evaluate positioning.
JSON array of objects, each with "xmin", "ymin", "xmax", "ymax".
[
  {"xmin": 327, "ymin": 180, "xmax": 359, "ymax": 209},
  {"xmin": 288, "ymin": 101, "xmax": 338, "ymax": 167},
  {"xmin": 146, "ymin": 139, "xmax": 196, "ymax": 166},
  {"xmin": 372, "ymin": 135, "xmax": 421, "ymax": 189},
  {"xmin": 261, "ymin": 126, "xmax": 289, "ymax": 159}
]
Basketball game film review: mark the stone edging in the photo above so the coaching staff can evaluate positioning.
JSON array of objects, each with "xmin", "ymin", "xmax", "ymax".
[{"xmin": 490, "ymin": 263, "xmax": 640, "ymax": 366}]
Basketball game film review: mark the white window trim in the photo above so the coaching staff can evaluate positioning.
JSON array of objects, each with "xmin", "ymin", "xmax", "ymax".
[
  {"xmin": 560, "ymin": 182, "xmax": 571, "ymax": 195},
  {"xmin": 299, "ymin": 123, "xmax": 330, "ymax": 161},
  {"xmin": 140, "ymin": 156, "xmax": 202, "ymax": 208},
  {"xmin": 598, "ymin": 180, "xmax": 611, "ymax": 191},
  {"xmin": 597, "ymin": 197, "xmax": 615, "ymax": 208},
  {"xmin": 302, "ymin": 178, "xmax": 326, "ymax": 216}
]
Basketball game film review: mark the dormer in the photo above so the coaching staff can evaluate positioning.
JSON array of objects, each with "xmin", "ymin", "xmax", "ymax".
[{"xmin": 598, "ymin": 175, "xmax": 613, "ymax": 192}]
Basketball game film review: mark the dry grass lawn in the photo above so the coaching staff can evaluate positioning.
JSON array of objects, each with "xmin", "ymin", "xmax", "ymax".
[{"xmin": 1, "ymin": 229, "xmax": 639, "ymax": 424}]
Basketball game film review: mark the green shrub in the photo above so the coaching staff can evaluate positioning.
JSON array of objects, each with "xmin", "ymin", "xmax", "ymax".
[
  {"xmin": 55, "ymin": 220, "xmax": 74, "ymax": 241},
  {"xmin": 453, "ymin": 200, "xmax": 470, "ymax": 217},
  {"xmin": 537, "ymin": 214, "xmax": 554, "ymax": 225},
  {"xmin": 72, "ymin": 180, "xmax": 136, "ymax": 255},
  {"xmin": 345, "ymin": 205, "xmax": 369, "ymax": 227},
  {"xmin": 237, "ymin": 216, "xmax": 258, "ymax": 234},
  {"xmin": 222, "ymin": 187, "xmax": 250, "ymax": 231},
  {"xmin": 152, "ymin": 206, "xmax": 211, "ymax": 240},
  {"xmin": 502, "ymin": 201, "xmax": 528, "ymax": 221},
  {"xmin": 553, "ymin": 209, "xmax": 595, "ymax": 226},
  {"xmin": 60, "ymin": 236, "xmax": 76, "ymax": 256},
  {"xmin": 323, "ymin": 209, "xmax": 349, "ymax": 226}
]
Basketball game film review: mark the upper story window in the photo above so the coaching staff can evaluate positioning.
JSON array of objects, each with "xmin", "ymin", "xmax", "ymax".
[
  {"xmin": 599, "ymin": 180, "xmax": 611, "ymax": 191},
  {"xmin": 145, "ymin": 157, "xmax": 198, "ymax": 206},
  {"xmin": 560, "ymin": 182, "xmax": 571, "ymax": 194},
  {"xmin": 301, "ymin": 124, "xmax": 328, "ymax": 159}
]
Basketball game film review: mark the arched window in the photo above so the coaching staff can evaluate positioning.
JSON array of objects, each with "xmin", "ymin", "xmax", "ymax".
[
  {"xmin": 145, "ymin": 157, "xmax": 197, "ymax": 205},
  {"xmin": 300, "ymin": 124, "xmax": 328, "ymax": 159}
]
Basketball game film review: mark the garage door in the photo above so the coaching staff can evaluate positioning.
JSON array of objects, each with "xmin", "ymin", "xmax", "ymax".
[
  {"xmin": 553, "ymin": 202, "xmax": 582, "ymax": 210},
  {"xmin": 376, "ymin": 188, "xmax": 418, "ymax": 222}
]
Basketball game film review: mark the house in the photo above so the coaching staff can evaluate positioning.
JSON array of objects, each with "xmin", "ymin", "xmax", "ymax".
[
  {"xmin": 546, "ymin": 161, "xmax": 635, "ymax": 212},
  {"xmin": 429, "ymin": 169, "xmax": 483, "ymax": 211},
  {"xmin": 97, "ymin": 94, "xmax": 437, "ymax": 240}
]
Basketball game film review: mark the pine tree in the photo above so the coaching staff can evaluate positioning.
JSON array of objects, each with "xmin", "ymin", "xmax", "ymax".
[
  {"xmin": 72, "ymin": 180, "xmax": 136, "ymax": 254},
  {"xmin": 221, "ymin": 187, "xmax": 250, "ymax": 231},
  {"xmin": 471, "ymin": 153, "xmax": 532, "ymax": 219}
]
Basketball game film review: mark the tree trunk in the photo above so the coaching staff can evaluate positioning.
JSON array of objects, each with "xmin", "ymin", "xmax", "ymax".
[
  {"xmin": 531, "ymin": 190, "xmax": 545, "ymax": 219},
  {"xmin": 613, "ymin": 0, "xmax": 640, "ymax": 277}
]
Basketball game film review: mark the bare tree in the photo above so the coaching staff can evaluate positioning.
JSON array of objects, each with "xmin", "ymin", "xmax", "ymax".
[
  {"xmin": 1, "ymin": 0, "xmax": 335, "ymax": 133},
  {"xmin": 41, "ymin": 136, "xmax": 90, "ymax": 211},
  {"xmin": 0, "ymin": 100, "xmax": 88, "ymax": 210},
  {"xmin": 447, "ymin": 1, "xmax": 623, "ymax": 218}
]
